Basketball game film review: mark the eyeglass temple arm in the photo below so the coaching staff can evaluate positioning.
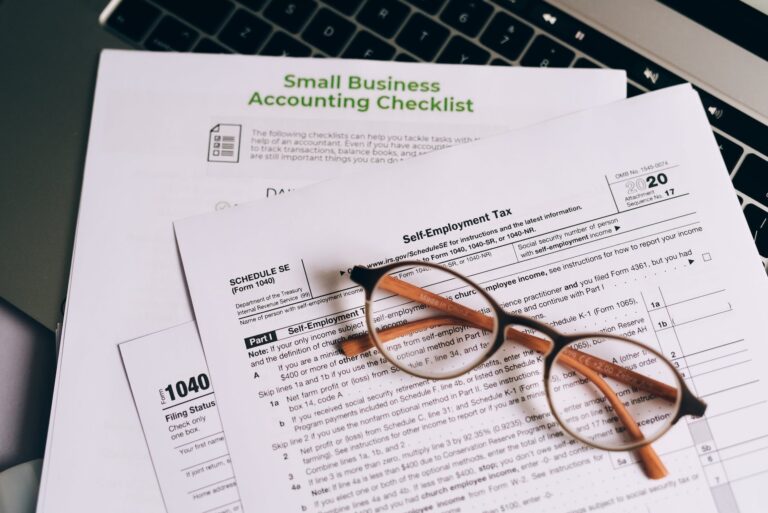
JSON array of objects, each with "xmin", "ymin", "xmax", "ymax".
[
  {"xmin": 343, "ymin": 275, "xmax": 669, "ymax": 479},
  {"xmin": 564, "ymin": 356, "xmax": 668, "ymax": 479},
  {"xmin": 342, "ymin": 275, "xmax": 677, "ymax": 403},
  {"xmin": 341, "ymin": 322, "xmax": 676, "ymax": 402}
]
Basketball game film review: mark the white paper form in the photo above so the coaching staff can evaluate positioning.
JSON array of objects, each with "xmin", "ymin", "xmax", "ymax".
[
  {"xmin": 38, "ymin": 47, "xmax": 625, "ymax": 513},
  {"xmin": 176, "ymin": 85, "xmax": 768, "ymax": 513},
  {"xmin": 119, "ymin": 323, "xmax": 240, "ymax": 513}
]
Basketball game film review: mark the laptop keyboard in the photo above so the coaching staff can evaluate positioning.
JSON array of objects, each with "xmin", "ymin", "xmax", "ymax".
[{"xmin": 103, "ymin": 0, "xmax": 768, "ymax": 263}]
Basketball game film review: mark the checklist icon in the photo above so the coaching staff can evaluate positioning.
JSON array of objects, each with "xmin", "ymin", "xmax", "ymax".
[{"xmin": 208, "ymin": 124, "xmax": 241, "ymax": 163}]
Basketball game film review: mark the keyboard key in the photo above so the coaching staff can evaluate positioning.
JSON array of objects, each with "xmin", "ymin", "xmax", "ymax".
[
  {"xmin": 302, "ymin": 8, "xmax": 356, "ymax": 55},
  {"xmin": 105, "ymin": 0, "xmax": 160, "ymax": 42},
  {"xmin": 240, "ymin": 0, "xmax": 267, "ymax": 11},
  {"xmin": 264, "ymin": 0, "xmax": 317, "ymax": 33},
  {"xmin": 261, "ymin": 31, "xmax": 312, "ymax": 56},
  {"xmin": 582, "ymin": 39, "xmax": 651, "ymax": 78},
  {"xmin": 405, "ymin": 0, "xmax": 446, "ymax": 14},
  {"xmin": 733, "ymin": 154, "xmax": 768, "ymax": 209},
  {"xmin": 744, "ymin": 204, "xmax": 768, "ymax": 257},
  {"xmin": 713, "ymin": 133, "xmax": 744, "ymax": 172},
  {"xmin": 153, "ymin": 0, "xmax": 234, "ymax": 34},
  {"xmin": 396, "ymin": 13, "xmax": 449, "ymax": 61},
  {"xmin": 343, "ymin": 31, "xmax": 396, "ymax": 59},
  {"xmin": 695, "ymin": 88, "xmax": 768, "ymax": 158},
  {"xmin": 144, "ymin": 16, "xmax": 198, "ymax": 51},
  {"xmin": 218, "ymin": 9, "xmax": 272, "ymax": 53},
  {"xmin": 573, "ymin": 57, "xmax": 598, "ymax": 68},
  {"xmin": 441, "ymin": 0, "xmax": 493, "ymax": 37},
  {"xmin": 627, "ymin": 83, "xmax": 644, "ymax": 97},
  {"xmin": 627, "ymin": 60, "xmax": 681, "ymax": 90},
  {"xmin": 520, "ymin": 35, "xmax": 574, "ymax": 67},
  {"xmin": 479, "ymin": 12, "xmax": 533, "ymax": 61},
  {"xmin": 322, "ymin": 0, "xmax": 364, "ymax": 15},
  {"xmin": 194, "ymin": 38, "xmax": 232, "ymax": 53},
  {"xmin": 395, "ymin": 52, "xmax": 417, "ymax": 61},
  {"xmin": 357, "ymin": 0, "xmax": 410, "ymax": 38},
  {"xmin": 437, "ymin": 36, "xmax": 490, "ymax": 64},
  {"xmin": 490, "ymin": 0, "xmax": 529, "ymax": 15}
]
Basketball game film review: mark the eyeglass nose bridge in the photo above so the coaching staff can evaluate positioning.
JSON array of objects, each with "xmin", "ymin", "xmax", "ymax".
[{"xmin": 497, "ymin": 312, "xmax": 565, "ymax": 354}]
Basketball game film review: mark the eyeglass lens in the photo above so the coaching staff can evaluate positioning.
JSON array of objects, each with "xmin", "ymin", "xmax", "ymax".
[
  {"xmin": 367, "ymin": 264, "xmax": 682, "ymax": 450},
  {"xmin": 369, "ymin": 264, "xmax": 498, "ymax": 379},
  {"xmin": 548, "ymin": 336, "xmax": 681, "ymax": 450}
]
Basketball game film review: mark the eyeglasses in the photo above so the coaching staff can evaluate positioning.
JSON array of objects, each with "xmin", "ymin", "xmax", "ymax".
[{"xmin": 341, "ymin": 261, "xmax": 707, "ymax": 480}]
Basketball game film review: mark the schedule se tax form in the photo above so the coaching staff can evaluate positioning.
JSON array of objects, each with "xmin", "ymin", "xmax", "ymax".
[{"xmin": 176, "ymin": 85, "xmax": 768, "ymax": 513}]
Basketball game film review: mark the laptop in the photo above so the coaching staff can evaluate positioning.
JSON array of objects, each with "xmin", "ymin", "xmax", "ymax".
[{"xmin": 0, "ymin": 0, "xmax": 766, "ymax": 335}]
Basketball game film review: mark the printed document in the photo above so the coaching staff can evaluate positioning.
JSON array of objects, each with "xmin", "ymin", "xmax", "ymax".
[
  {"xmin": 38, "ymin": 48, "xmax": 625, "ymax": 513},
  {"xmin": 175, "ymin": 85, "xmax": 768, "ymax": 513},
  {"xmin": 119, "ymin": 323, "xmax": 240, "ymax": 513}
]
